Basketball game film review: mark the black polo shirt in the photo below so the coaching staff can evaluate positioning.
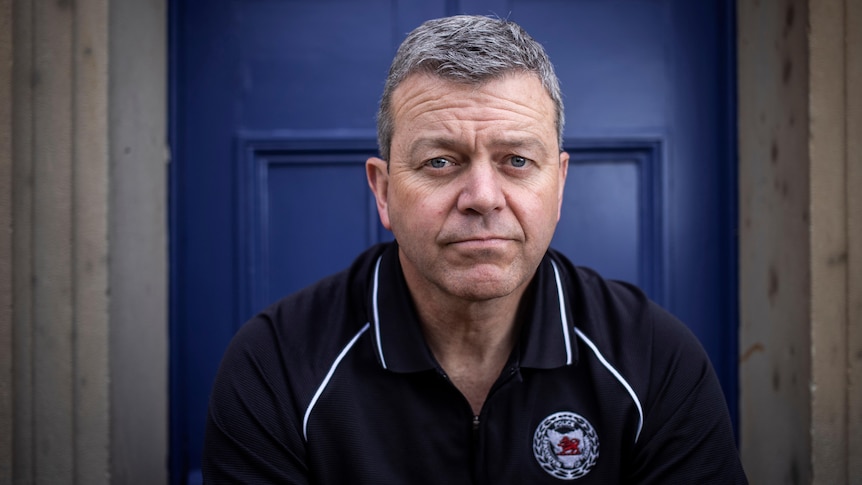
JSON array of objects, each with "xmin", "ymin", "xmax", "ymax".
[{"xmin": 203, "ymin": 242, "xmax": 746, "ymax": 484}]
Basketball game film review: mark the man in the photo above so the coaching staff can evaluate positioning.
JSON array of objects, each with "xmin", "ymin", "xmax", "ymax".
[{"xmin": 203, "ymin": 15, "xmax": 747, "ymax": 483}]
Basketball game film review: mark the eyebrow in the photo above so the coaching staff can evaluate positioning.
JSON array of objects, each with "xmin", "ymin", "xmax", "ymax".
[{"xmin": 407, "ymin": 136, "xmax": 550, "ymax": 160}]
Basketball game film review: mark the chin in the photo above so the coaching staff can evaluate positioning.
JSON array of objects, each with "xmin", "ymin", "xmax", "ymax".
[{"xmin": 442, "ymin": 274, "xmax": 524, "ymax": 302}]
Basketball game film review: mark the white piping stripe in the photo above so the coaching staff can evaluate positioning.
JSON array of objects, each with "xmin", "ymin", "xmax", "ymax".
[
  {"xmin": 574, "ymin": 327, "xmax": 645, "ymax": 443},
  {"xmin": 371, "ymin": 256, "xmax": 387, "ymax": 369},
  {"xmin": 303, "ymin": 323, "xmax": 371, "ymax": 441},
  {"xmin": 550, "ymin": 260, "xmax": 573, "ymax": 365}
]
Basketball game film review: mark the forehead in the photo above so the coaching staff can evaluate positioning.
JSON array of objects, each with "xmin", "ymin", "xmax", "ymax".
[{"xmin": 389, "ymin": 73, "xmax": 557, "ymax": 142}]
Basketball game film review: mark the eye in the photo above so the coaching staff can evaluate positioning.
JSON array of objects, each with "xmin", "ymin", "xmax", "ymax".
[
  {"xmin": 427, "ymin": 157, "xmax": 452, "ymax": 169},
  {"xmin": 509, "ymin": 155, "xmax": 529, "ymax": 168}
]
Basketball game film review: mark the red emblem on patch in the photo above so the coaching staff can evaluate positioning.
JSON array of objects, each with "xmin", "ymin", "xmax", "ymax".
[{"xmin": 556, "ymin": 436, "xmax": 582, "ymax": 456}]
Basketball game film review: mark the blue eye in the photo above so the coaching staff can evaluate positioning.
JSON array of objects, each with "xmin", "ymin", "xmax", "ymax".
[
  {"xmin": 428, "ymin": 158, "xmax": 450, "ymax": 169},
  {"xmin": 510, "ymin": 156, "xmax": 528, "ymax": 168}
]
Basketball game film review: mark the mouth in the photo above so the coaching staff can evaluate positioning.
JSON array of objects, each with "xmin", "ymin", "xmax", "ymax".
[{"xmin": 447, "ymin": 237, "xmax": 513, "ymax": 249}]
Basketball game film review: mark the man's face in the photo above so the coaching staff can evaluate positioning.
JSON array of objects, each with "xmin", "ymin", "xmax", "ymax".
[{"xmin": 367, "ymin": 73, "xmax": 568, "ymax": 302}]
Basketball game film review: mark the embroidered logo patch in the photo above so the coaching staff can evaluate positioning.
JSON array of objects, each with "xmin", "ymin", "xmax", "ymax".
[{"xmin": 533, "ymin": 411, "xmax": 599, "ymax": 480}]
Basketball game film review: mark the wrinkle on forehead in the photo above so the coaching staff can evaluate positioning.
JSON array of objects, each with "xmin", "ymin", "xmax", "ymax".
[
  {"xmin": 389, "ymin": 73, "xmax": 558, "ymax": 159},
  {"xmin": 406, "ymin": 135, "xmax": 550, "ymax": 163}
]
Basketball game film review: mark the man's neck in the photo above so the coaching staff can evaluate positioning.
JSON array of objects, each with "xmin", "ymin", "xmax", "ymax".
[
  {"xmin": 417, "ymin": 296, "xmax": 522, "ymax": 363},
  {"xmin": 405, "ymin": 276, "xmax": 529, "ymax": 415}
]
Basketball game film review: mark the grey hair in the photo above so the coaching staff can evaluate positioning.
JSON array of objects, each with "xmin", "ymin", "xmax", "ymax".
[{"xmin": 376, "ymin": 15, "xmax": 565, "ymax": 161}]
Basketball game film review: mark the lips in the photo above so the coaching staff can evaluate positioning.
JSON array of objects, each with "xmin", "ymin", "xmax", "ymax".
[
  {"xmin": 445, "ymin": 236, "xmax": 516, "ymax": 250},
  {"xmin": 438, "ymin": 221, "xmax": 524, "ymax": 248},
  {"xmin": 440, "ymin": 229, "xmax": 522, "ymax": 245}
]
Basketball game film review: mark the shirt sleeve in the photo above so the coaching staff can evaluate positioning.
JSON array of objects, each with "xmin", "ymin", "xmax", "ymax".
[
  {"xmin": 201, "ymin": 315, "xmax": 311, "ymax": 484},
  {"xmin": 624, "ymin": 303, "xmax": 748, "ymax": 484}
]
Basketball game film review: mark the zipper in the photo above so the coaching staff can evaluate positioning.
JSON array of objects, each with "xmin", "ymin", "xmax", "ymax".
[
  {"xmin": 471, "ymin": 413, "xmax": 481, "ymax": 484},
  {"xmin": 436, "ymin": 364, "xmax": 520, "ymax": 484}
]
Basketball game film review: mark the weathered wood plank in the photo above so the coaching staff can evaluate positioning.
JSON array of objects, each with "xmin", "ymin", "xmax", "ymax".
[
  {"xmin": 0, "ymin": 0, "xmax": 15, "ymax": 481},
  {"xmin": 11, "ymin": 0, "xmax": 35, "ymax": 482},
  {"xmin": 72, "ymin": 0, "xmax": 110, "ymax": 482},
  {"xmin": 32, "ymin": 0, "xmax": 75, "ymax": 482},
  {"xmin": 809, "ymin": 0, "xmax": 849, "ymax": 482}
]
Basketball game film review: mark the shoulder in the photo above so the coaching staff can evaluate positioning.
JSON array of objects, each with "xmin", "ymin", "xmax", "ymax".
[
  {"xmin": 547, "ymin": 249, "xmax": 686, "ymax": 343},
  {"xmin": 203, "ymin": 245, "xmax": 389, "ymax": 483},
  {"xmin": 547, "ymin": 250, "xmax": 745, "ymax": 481},
  {"xmin": 213, "ymin": 243, "xmax": 388, "ymax": 400},
  {"xmin": 546, "ymin": 248, "xmax": 710, "ymax": 397}
]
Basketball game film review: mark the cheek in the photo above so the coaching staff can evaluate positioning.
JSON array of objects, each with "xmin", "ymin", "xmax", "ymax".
[
  {"xmin": 513, "ymin": 186, "xmax": 563, "ymax": 237},
  {"xmin": 392, "ymin": 175, "xmax": 454, "ymax": 212},
  {"xmin": 388, "ymin": 182, "xmax": 444, "ymax": 232}
]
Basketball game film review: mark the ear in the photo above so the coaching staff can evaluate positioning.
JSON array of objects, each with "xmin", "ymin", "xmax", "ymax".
[
  {"xmin": 556, "ymin": 151, "xmax": 570, "ymax": 221},
  {"xmin": 366, "ymin": 157, "xmax": 393, "ymax": 230}
]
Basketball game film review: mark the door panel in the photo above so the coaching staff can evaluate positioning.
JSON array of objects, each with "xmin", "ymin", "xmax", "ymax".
[
  {"xmin": 236, "ymin": 136, "xmax": 385, "ymax": 316},
  {"xmin": 557, "ymin": 142, "xmax": 664, "ymax": 296},
  {"xmin": 171, "ymin": 1, "xmax": 736, "ymax": 483}
]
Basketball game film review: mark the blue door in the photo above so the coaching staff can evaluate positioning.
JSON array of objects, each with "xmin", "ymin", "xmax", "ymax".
[{"xmin": 170, "ymin": 1, "xmax": 736, "ymax": 483}]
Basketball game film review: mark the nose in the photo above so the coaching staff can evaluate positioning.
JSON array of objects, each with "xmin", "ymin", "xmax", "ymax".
[{"xmin": 456, "ymin": 162, "xmax": 506, "ymax": 215}]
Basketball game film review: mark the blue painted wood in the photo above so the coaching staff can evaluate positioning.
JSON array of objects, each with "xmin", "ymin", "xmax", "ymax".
[
  {"xmin": 170, "ymin": 1, "xmax": 738, "ymax": 482},
  {"xmin": 557, "ymin": 140, "xmax": 664, "ymax": 304},
  {"xmin": 170, "ymin": 1, "xmax": 241, "ymax": 481},
  {"xmin": 236, "ymin": 134, "xmax": 385, "ymax": 320}
]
